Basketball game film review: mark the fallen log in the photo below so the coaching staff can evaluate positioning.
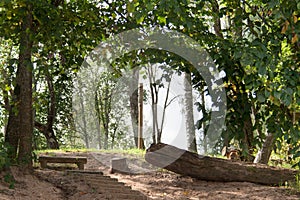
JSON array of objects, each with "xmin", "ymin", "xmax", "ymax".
[{"xmin": 145, "ymin": 143, "xmax": 299, "ymax": 185}]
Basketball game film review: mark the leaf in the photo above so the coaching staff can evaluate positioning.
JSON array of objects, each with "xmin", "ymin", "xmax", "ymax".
[
  {"xmin": 257, "ymin": 93, "xmax": 265, "ymax": 103},
  {"xmin": 274, "ymin": 91, "xmax": 281, "ymax": 100},
  {"xmin": 292, "ymin": 34, "xmax": 298, "ymax": 44},
  {"xmin": 281, "ymin": 20, "xmax": 289, "ymax": 34},
  {"xmin": 285, "ymin": 88, "xmax": 293, "ymax": 95},
  {"xmin": 293, "ymin": 14, "xmax": 298, "ymax": 24},
  {"xmin": 4, "ymin": 84, "xmax": 11, "ymax": 92},
  {"xmin": 157, "ymin": 16, "xmax": 167, "ymax": 25},
  {"xmin": 127, "ymin": 2, "xmax": 135, "ymax": 13},
  {"xmin": 136, "ymin": 15, "xmax": 145, "ymax": 24},
  {"xmin": 282, "ymin": 93, "xmax": 292, "ymax": 106}
]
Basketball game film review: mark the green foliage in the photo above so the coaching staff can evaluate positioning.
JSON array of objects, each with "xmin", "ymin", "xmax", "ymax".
[
  {"xmin": 0, "ymin": 0, "xmax": 299, "ymax": 166},
  {"xmin": 0, "ymin": 134, "xmax": 11, "ymax": 170}
]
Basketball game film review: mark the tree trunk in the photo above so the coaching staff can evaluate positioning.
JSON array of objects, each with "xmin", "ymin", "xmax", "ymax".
[
  {"xmin": 145, "ymin": 143, "xmax": 298, "ymax": 185},
  {"xmin": 211, "ymin": 0, "xmax": 223, "ymax": 38},
  {"xmin": 129, "ymin": 68, "xmax": 139, "ymax": 148},
  {"xmin": 95, "ymin": 91, "xmax": 102, "ymax": 149},
  {"xmin": 15, "ymin": 4, "xmax": 34, "ymax": 170},
  {"xmin": 34, "ymin": 121, "xmax": 59, "ymax": 149},
  {"xmin": 96, "ymin": 117, "xmax": 102, "ymax": 149},
  {"xmin": 242, "ymin": 113, "xmax": 255, "ymax": 162},
  {"xmin": 33, "ymin": 71, "xmax": 59, "ymax": 149},
  {"xmin": 78, "ymin": 79, "xmax": 89, "ymax": 149},
  {"xmin": 183, "ymin": 72, "xmax": 197, "ymax": 152},
  {"xmin": 5, "ymin": 106, "xmax": 20, "ymax": 159},
  {"xmin": 254, "ymin": 133, "xmax": 274, "ymax": 164}
]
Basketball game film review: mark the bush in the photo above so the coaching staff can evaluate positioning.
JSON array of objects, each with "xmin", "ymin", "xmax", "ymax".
[{"xmin": 0, "ymin": 133, "xmax": 11, "ymax": 170}]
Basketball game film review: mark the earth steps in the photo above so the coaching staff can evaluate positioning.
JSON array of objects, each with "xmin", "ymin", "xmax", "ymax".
[{"xmin": 66, "ymin": 170, "xmax": 148, "ymax": 200}]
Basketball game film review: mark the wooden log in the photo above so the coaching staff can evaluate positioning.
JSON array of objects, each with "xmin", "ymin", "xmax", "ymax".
[
  {"xmin": 110, "ymin": 158, "xmax": 130, "ymax": 174},
  {"xmin": 145, "ymin": 143, "xmax": 299, "ymax": 185}
]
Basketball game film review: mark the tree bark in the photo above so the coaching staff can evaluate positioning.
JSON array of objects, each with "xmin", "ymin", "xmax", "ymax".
[
  {"xmin": 34, "ymin": 71, "xmax": 59, "ymax": 149},
  {"xmin": 183, "ymin": 72, "xmax": 197, "ymax": 152},
  {"xmin": 14, "ymin": 4, "xmax": 34, "ymax": 170},
  {"xmin": 5, "ymin": 104, "xmax": 20, "ymax": 159},
  {"xmin": 78, "ymin": 79, "xmax": 89, "ymax": 148},
  {"xmin": 145, "ymin": 143, "xmax": 298, "ymax": 185},
  {"xmin": 242, "ymin": 113, "xmax": 255, "ymax": 161},
  {"xmin": 211, "ymin": 0, "xmax": 223, "ymax": 38},
  {"xmin": 129, "ymin": 68, "xmax": 141, "ymax": 148},
  {"xmin": 254, "ymin": 133, "xmax": 274, "ymax": 164},
  {"xmin": 34, "ymin": 121, "xmax": 59, "ymax": 149}
]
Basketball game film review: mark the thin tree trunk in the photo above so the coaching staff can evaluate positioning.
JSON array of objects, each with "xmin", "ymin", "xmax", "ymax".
[
  {"xmin": 200, "ymin": 87, "xmax": 208, "ymax": 154},
  {"xmin": 147, "ymin": 66, "xmax": 159, "ymax": 144},
  {"xmin": 95, "ymin": 92, "xmax": 102, "ymax": 149},
  {"xmin": 184, "ymin": 72, "xmax": 197, "ymax": 152},
  {"xmin": 104, "ymin": 86, "xmax": 110, "ymax": 150},
  {"xmin": 211, "ymin": 0, "xmax": 223, "ymax": 38},
  {"xmin": 96, "ymin": 116, "xmax": 102, "ymax": 149},
  {"xmin": 78, "ymin": 79, "xmax": 89, "ymax": 148},
  {"xmin": 129, "ymin": 68, "xmax": 139, "ymax": 147},
  {"xmin": 254, "ymin": 133, "xmax": 274, "ymax": 164},
  {"xmin": 138, "ymin": 83, "xmax": 145, "ymax": 149},
  {"xmin": 242, "ymin": 112, "xmax": 255, "ymax": 162}
]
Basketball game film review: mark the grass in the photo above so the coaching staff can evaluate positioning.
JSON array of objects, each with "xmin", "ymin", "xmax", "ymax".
[
  {"xmin": 289, "ymin": 173, "xmax": 300, "ymax": 192},
  {"xmin": 35, "ymin": 148, "xmax": 146, "ymax": 157}
]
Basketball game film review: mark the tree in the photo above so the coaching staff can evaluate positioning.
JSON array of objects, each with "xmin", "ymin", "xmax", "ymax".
[
  {"xmin": 144, "ymin": 63, "xmax": 178, "ymax": 144},
  {"xmin": 0, "ymin": 0, "xmax": 298, "ymax": 169},
  {"xmin": 4, "ymin": 2, "xmax": 34, "ymax": 169},
  {"xmin": 126, "ymin": 0, "xmax": 299, "ymax": 166},
  {"xmin": 0, "ymin": 0, "xmax": 105, "ymax": 167},
  {"xmin": 183, "ymin": 71, "xmax": 197, "ymax": 152},
  {"xmin": 34, "ymin": 68, "xmax": 59, "ymax": 149}
]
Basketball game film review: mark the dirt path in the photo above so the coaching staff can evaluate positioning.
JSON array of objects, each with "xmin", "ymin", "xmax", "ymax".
[{"xmin": 0, "ymin": 151, "xmax": 299, "ymax": 200}]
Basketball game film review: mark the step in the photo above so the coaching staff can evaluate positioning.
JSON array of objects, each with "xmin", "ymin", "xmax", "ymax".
[
  {"xmin": 71, "ymin": 176, "xmax": 124, "ymax": 186},
  {"xmin": 87, "ymin": 181, "xmax": 131, "ymax": 190},
  {"xmin": 105, "ymin": 192, "xmax": 148, "ymax": 200},
  {"xmin": 65, "ymin": 171, "xmax": 148, "ymax": 200},
  {"xmin": 65, "ymin": 170, "xmax": 104, "ymax": 175}
]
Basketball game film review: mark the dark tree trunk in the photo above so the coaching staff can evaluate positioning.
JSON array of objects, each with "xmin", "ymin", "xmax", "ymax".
[
  {"xmin": 145, "ymin": 143, "xmax": 298, "ymax": 185},
  {"xmin": 34, "ymin": 70, "xmax": 59, "ymax": 149},
  {"xmin": 34, "ymin": 121, "xmax": 59, "ymax": 149},
  {"xmin": 5, "ymin": 106, "xmax": 20, "ymax": 159},
  {"xmin": 16, "ymin": 5, "xmax": 34, "ymax": 170},
  {"xmin": 242, "ymin": 114, "xmax": 255, "ymax": 162},
  {"xmin": 211, "ymin": 0, "xmax": 224, "ymax": 38}
]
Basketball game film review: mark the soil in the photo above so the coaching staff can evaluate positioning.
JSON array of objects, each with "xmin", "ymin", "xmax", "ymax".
[{"xmin": 0, "ymin": 151, "xmax": 299, "ymax": 200}]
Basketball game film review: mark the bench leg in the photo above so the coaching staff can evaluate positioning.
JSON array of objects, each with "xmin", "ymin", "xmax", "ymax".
[
  {"xmin": 77, "ymin": 163, "xmax": 84, "ymax": 170},
  {"xmin": 40, "ymin": 161, "xmax": 47, "ymax": 168}
]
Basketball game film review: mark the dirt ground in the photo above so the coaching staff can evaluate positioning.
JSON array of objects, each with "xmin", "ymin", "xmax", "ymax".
[{"xmin": 0, "ymin": 151, "xmax": 299, "ymax": 200}]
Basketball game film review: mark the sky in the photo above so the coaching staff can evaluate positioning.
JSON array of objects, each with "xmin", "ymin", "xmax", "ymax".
[{"xmin": 137, "ymin": 64, "xmax": 208, "ymax": 151}]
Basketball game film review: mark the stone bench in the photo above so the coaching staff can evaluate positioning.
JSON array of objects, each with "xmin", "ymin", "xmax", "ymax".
[{"xmin": 39, "ymin": 156, "xmax": 87, "ymax": 170}]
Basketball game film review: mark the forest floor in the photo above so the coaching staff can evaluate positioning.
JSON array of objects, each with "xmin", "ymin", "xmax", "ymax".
[{"xmin": 0, "ymin": 151, "xmax": 300, "ymax": 200}]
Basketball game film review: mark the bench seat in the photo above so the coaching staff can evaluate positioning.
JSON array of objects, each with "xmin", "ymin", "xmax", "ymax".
[{"xmin": 39, "ymin": 156, "xmax": 87, "ymax": 170}]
